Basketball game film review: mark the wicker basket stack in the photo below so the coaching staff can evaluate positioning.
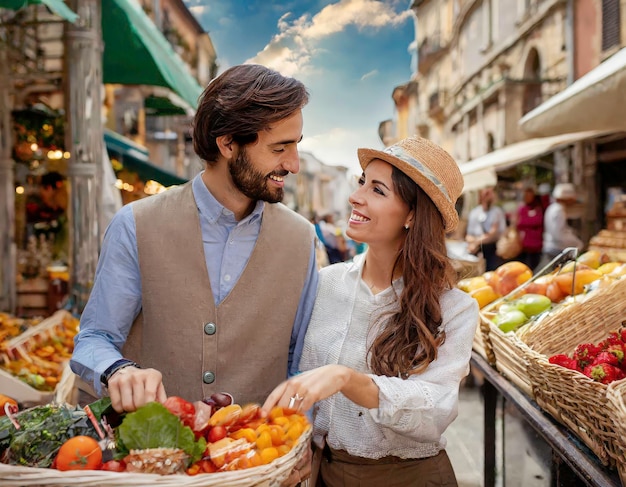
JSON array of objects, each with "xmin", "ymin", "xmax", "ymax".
[{"xmin": 523, "ymin": 277, "xmax": 626, "ymax": 467}]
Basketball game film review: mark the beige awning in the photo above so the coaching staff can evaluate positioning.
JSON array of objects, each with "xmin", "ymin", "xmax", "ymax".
[
  {"xmin": 461, "ymin": 167, "xmax": 498, "ymax": 193},
  {"xmin": 459, "ymin": 130, "xmax": 609, "ymax": 189},
  {"xmin": 519, "ymin": 48, "xmax": 626, "ymax": 136}
]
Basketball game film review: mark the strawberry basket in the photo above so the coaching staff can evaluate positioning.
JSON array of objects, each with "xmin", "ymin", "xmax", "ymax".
[{"xmin": 523, "ymin": 275, "xmax": 626, "ymax": 467}]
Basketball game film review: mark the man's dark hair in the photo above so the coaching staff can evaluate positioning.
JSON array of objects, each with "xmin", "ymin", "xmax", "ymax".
[{"xmin": 193, "ymin": 64, "xmax": 309, "ymax": 164}]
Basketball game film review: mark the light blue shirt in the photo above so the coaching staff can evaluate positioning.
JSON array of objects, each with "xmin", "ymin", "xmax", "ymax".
[{"xmin": 71, "ymin": 173, "xmax": 318, "ymax": 395}]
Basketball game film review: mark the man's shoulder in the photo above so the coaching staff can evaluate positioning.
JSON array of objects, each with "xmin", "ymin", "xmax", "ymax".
[
  {"xmin": 131, "ymin": 184, "xmax": 191, "ymax": 213},
  {"xmin": 266, "ymin": 203, "xmax": 312, "ymax": 228}
]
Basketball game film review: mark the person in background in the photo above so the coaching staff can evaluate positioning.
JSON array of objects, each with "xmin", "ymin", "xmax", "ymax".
[
  {"xmin": 71, "ymin": 64, "xmax": 318, "ymax": 422},
  {"xmin": 319, "ymin": 213, "xmax": 346, "ymax": 264},
  {"xmin": 516, "ymin": 185, "xmax": 544, "ymax": 270},
  {"xmin": 541, "ymin": 183, "xmax": 583, "ymax": 266},
  {"xmin": 465, "ymin": 187, "xmax": 506, "ymax": 271},
  {"xmin": 263, "ymin": 136, "xmax": 479, "ymax": 487}
]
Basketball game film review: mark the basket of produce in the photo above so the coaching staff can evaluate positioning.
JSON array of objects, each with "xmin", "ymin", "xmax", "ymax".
[
  {"xmin": 0, "ymin": 310, "xmax": 79, "ymax": 407},
  {"xmin": 523, "ymin": 273, "xmax": 626, "ymax": 467},
  {"xmin": 0, "ymin": 393, "xmax": 311, "ymax": 487},
  {"xmin": 471, "ymin": 250, "xmax": 624, "ymax": 399}
]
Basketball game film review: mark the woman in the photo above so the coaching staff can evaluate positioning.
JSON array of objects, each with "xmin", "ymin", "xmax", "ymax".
[
  {"xmin": 263, "ymin": 136, "xmax": 479, "ymax": 486},
  {"xmin": 516, "ymin": 185, "xmax": 544, "ymax": 270}
]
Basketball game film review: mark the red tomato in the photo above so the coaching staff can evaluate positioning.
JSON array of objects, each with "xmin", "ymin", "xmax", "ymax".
[
  {"xmin": 207, "ymin": 425, "xmax": 228, "ymax": 443},
  {"xmin": 55, "ymin": 436, "xmax": 103, "ymax": 471},
  {"xmin": 163, "ymin": 396, "xmax": 196, "ymax": 428},
  {"xmin": 101, "ymin": 460, "xmax": 125, "ymax": 472}
]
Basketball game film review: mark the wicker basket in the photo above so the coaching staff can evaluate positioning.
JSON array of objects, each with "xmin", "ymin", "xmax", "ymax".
[
  {"xmin": 472, "ymin": 314, "xmax": 495, "ymax": 365},
  {"xmin": 524, "ymin": 276, "xmax": 626, "ymax": 467},
  {"xmin": 606, "ymin": 380, "xmax": 626, "ymax": 485},
  {"xmin": 482, "ymin": 311, "xmax": 534, "ymax": 398},
  {"xmin": 0, "ymin": 428, "xmax": 311, "ymax": 487}
]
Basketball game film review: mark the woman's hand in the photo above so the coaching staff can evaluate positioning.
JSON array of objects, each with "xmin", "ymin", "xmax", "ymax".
[
  {"xmin": 262, "ymin": 365, "xmax": 351, "ymax": 415},
  {"xmin": 106, "ymin": 366, "xmax": 167, "ymax": 412}
]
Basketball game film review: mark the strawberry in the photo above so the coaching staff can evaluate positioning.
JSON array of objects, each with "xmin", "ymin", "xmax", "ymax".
[
  {"xmin": 619, "ymin": 328, "xmax": 626, "ymax": 343},
  {"xmin": 591, "ymin": 352, "xmax": 619, "ymax": 367},
  {"xmin": 549, "ymin": 354, "xmax": 579, "ymax": 371},
  {"xmin": 605, "ymin": 344, "xmax": 625, "ymax": 365},
  {"xmin": 583, "ymin": 363, "xmax": 625, "ymax": 384},
  {"xmin": 573, "ymin": 343, "xmax": 602, "ymax": 369},
  {"xmin": 600, "ymin": 332, "xmax": 623, "ymax": 348}
]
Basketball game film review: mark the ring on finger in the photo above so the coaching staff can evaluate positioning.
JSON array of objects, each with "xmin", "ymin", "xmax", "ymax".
[{"xmin": 288, "ymin": 393, "xmax": 305, "ymax": 409}]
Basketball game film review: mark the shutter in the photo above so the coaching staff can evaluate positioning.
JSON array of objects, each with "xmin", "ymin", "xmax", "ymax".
[{"xmin": 602, "ymin": 0, "xmax": 621, "ymax": 51}]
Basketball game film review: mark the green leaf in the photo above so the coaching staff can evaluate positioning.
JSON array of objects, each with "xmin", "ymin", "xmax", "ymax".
[{"xmin": 116, "ymin": 402, "xmax": 206, "ymax": 465}]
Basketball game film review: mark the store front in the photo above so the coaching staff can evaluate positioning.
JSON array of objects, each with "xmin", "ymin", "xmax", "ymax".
[
  {"xmin": 0, "ymin": 0, "xmax": 202, "ymax": 314},
  {"xmin": 519, "ymin": 46, "xmax": 626, "ymax": 262}
]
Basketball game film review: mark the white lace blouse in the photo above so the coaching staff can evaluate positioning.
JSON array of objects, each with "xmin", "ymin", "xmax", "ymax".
[{"xmin": 299, "ymin": 252, "xmax": 479, "ymax": 460}]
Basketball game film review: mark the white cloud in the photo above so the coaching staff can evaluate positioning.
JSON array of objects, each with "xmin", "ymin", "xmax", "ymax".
[
  {"xmin": 360, "ymin": 69, "xmax": 378, "ymax": 81},
  {"xmin": 247, "ymin": 0, "xmax": 412, "ymax": 75},
  {"xmin": 299, "ymin": 126, "xmax": 385, "ymax": 175},
  {"xmin": 188, "ymin": 5, "xmax": 206, "ymax": 15}
]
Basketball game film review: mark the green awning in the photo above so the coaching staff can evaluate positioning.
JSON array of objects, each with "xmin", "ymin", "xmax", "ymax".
[
  {"xmin": 104, "ymin": 129, "xmax": 187, "ymax": 187},
  {"xmin": 1, "ymin": 0, "xmax": 202, "ymax": 118},
  {"xmin": 0, "ymin": 0, "xmax": 78, "ymax": 22},
  {"xmin": 102, "ymin": 0, "xmax": 204, "ymax": 108},
  {"xmin": 144, "ymin": 95, "xmax": 187, "ymax": 117}
]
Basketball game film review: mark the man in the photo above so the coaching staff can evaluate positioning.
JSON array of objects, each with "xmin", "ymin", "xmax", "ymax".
[
  {"xmin": 465, "ymin": 187, "xmax": 506, "ymax": 271},
  {"xmin": 541, "ymin": 183, "xmax": 583, "ymax": 266},
  {"xmin": 70, "ymin": 64, "xmax": 318, "ymax": 415}
]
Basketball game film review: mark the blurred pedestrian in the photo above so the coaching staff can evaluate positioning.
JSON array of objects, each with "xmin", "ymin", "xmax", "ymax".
[
  {"xmin": 319, "ymin": 213, "xmax": 346, "ymax": 263},
  {"xmin": 263, "ymin": 136, "xmax": 478, "ymax": 487},
  {"xmin": 516, "ymin": 185, "xmax": 544, "ymax": 270},
  {"xmin": 540, "ymin": 183, "xmax": 583, "ymax": 268},
  {"xmin": 465, "ymin": 187, "xmax": 506, "ymax": 271}
]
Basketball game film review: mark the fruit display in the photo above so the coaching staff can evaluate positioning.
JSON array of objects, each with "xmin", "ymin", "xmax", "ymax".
[
  {"xmin": 0, "ymin": 392, "xmax": 310, "ymax": 481},
  {"xmin": 457, "ymin": 250, "xmax": 626, "ymax": 317},
  {"xmin": 0, "ymin": 311, "xmax": 79, "ymax": 393},
  {"xmin": 548, "ymin": 329, "xmax": 626, "ymax": 385},
  {"xmin": 0, "ymin": 313, "xmax": 43, "ymax": 343},
  {"xmin": 588, "ymin": 197, "xmax": 626, "ymax": 262}
]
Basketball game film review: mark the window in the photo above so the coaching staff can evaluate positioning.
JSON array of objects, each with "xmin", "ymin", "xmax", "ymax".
[{"xmin": 602, "ymin": 0, "xmax": 621, "ymax": 51}]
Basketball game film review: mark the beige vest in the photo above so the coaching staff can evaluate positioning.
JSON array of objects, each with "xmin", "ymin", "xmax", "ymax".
[{"xmin": 124, "ymin": 183, "xmax": 314, "ymax": 405}]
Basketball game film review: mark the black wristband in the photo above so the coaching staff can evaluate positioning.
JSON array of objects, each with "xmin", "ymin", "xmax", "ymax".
[{"xmin": 100, "ymin": 359, "xmax": 140, "ymax": 387}]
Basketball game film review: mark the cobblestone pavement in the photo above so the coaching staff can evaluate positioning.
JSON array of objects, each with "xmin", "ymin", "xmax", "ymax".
[{"xmin": 447, "ymin": 376, "xmax": 552, "ymax": 487}]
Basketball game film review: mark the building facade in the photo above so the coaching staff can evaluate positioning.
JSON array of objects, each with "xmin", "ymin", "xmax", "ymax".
[{"xmin": 386, "ymin": 0, "xmax": 626, "ymax": 243}]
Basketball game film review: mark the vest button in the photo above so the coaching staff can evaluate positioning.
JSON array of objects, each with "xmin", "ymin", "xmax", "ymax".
[
  {"xmin": 203, "ymin": 371, "xmax": 215, "ymax": 384},
  {"xmin": 204, "ymin": 322, "xmax": 216, "ymax": 335}
]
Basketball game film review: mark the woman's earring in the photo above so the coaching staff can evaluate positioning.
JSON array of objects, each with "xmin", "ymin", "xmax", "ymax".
[{"xmin": 404, "ymin": 225, "xmax": 409, "ymax": 230}]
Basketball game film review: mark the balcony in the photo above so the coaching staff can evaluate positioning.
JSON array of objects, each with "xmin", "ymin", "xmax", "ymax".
[
  {"xmin": 417, "ymin": 34, "xmax": 448, "ymax": 74},
  {"xmin": 428, "ymin": 90, "xmax": 447, "ymax": 123}
]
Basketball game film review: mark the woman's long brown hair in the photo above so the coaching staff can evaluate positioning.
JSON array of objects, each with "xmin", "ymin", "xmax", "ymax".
[{"xmin": 368, "ymin": 166, "xmax": 458, "ymax": 378}]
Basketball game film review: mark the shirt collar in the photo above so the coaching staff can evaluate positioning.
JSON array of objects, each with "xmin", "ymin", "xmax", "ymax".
[{"xmin": 192, "ymin": 172, "xmax": 265, "ymax": 225}]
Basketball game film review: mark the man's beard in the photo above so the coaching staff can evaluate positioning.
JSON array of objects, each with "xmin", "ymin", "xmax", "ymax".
[{"xmin": 229, "ymin": 148, "xmax": 286, "ymax": 203}]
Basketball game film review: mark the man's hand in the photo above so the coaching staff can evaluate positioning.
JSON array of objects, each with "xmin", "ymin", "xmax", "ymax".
[{"xmin": 106, "ymin": 366, "xmax": 167, "ymax": 412}]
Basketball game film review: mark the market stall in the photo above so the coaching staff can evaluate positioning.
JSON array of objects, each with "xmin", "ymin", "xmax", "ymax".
[{"xmin": 461, "ymin": 249, "xmax": 626, "ymax": 485}]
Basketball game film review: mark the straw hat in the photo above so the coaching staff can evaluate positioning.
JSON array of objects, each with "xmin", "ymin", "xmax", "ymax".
[
  {"xmin": 553, "ymin": 183, "xmax": 577, "ymax": 201},
  {"xmin": 357, "ymin": 136, "xmax": 463, "ymax": 232}
]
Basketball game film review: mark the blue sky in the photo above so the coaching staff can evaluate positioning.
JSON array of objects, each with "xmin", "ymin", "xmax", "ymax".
[{"xmin": 183, "ymin": 0, "xmax": 416, "ymax": 174}]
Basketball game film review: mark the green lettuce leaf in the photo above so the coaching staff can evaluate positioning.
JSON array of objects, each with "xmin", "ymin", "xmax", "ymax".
[{"xmin": 115, "ymin": 402, "xmax": 205, "ymax": 465}]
